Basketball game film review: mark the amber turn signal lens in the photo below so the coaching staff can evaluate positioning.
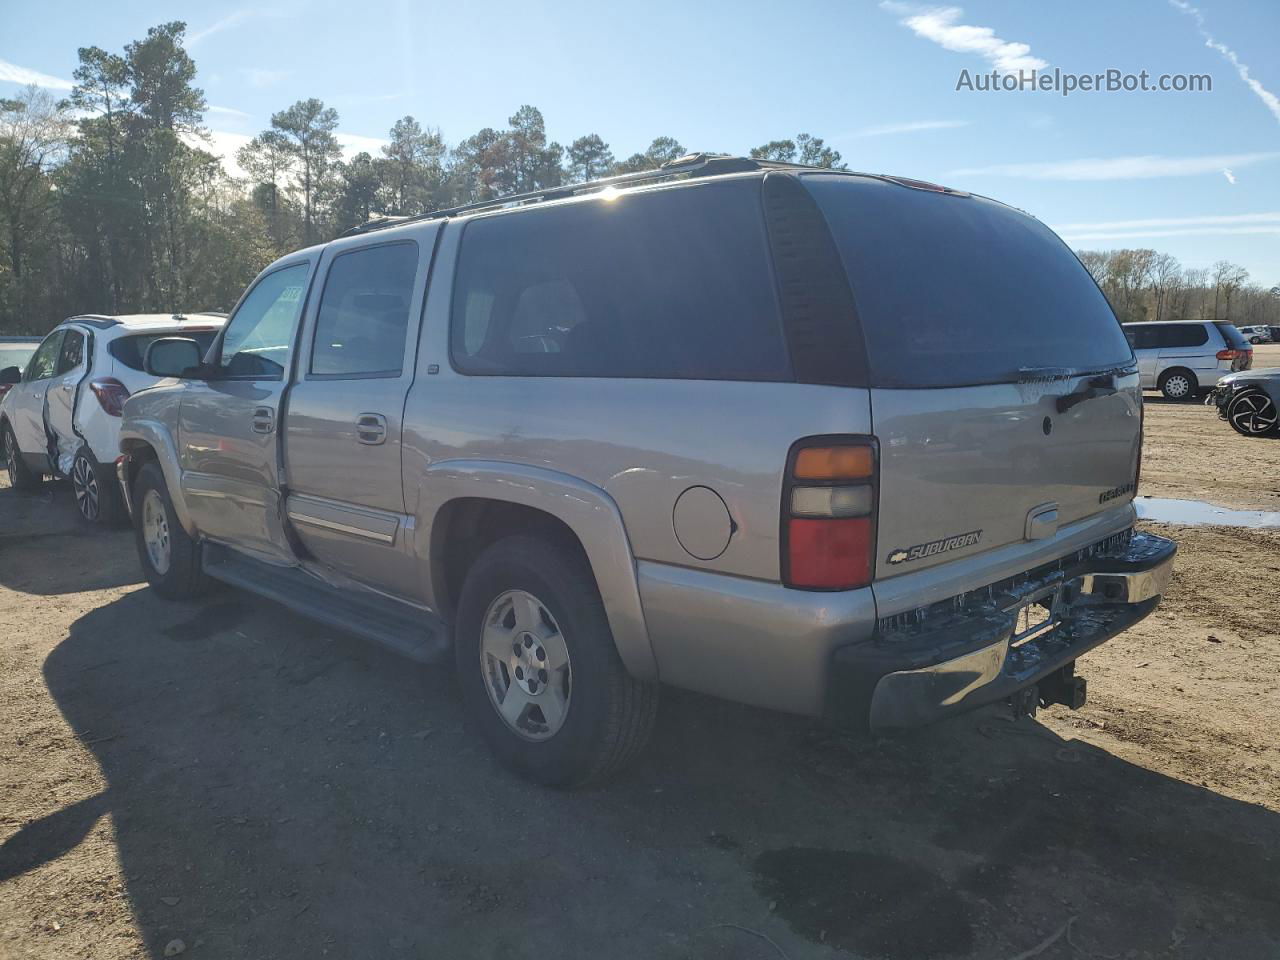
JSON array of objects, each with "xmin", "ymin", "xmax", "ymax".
[{"xmin": 794, "ymin": 445, "xmax": 874, "ymax": 480}]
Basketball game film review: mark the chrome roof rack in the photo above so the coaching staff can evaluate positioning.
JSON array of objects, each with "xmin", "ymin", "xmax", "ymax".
[{"xmin": 338, "ymin": 153, "xmax": 829, "ymax": 238}]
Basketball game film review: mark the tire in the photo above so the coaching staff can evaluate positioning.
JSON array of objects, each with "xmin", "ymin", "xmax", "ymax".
[
  {"xmin": 1226, "ymin": 389, "xmax": 1280, "ymax": 437},
  {"xmin": 1158, "ymin": 369, "xmax": 1197, "ymax": 401},
  {"xmin": 71, "ymin": 447, "xmax": 124, "ymax": 526},
  {"xmin": 454, "ymin": 535, "xmax": 658, "ymax": 787},
  {"xmin": 132, "ymin": 461, "xmax": 208, "ymax": 599},
  {"xmin": 3, "ymin": 423, "xmax": 42, "ymax": 491}
]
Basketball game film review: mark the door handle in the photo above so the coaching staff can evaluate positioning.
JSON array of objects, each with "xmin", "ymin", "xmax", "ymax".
[
  {"xmin": 356, "ymin": 413, "xmax": 388, "ymax": 445},
  {"xmin": 251, "ymin": 406, "xmax": 275, "ymax": 434}
]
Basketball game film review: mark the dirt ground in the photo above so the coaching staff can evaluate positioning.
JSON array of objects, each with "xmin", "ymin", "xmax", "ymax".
[{"xmin": 2, "ymin": 368, "xmax": 1279, "ymax": 959}]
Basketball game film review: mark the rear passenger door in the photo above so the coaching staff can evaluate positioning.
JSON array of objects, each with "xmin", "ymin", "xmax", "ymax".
[{"xmin": 284, "ymin": 230, "xmax": 436, "ymax": 600}]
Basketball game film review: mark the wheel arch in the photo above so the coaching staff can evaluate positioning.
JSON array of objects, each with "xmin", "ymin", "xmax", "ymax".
[
  {"xmin": 415, "ymin": 461, "xmax": 658, "ymax": 682},
  {"xmin": 119, "ymin": 421, "xmax": 196, "ymax": 535}
]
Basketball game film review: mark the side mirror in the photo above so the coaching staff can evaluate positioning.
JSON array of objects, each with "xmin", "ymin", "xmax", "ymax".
[
  {"xmin": 0, "ymin": 366, "xmax": 20, "ymax": 385},
  {"xmin": 144, "ymin": 337, "xmax": 204, "ymax": 378}
]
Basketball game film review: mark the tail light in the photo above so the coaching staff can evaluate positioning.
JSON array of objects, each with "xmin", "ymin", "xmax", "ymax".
[
  {"xmin": 1215, "ymin": 349, "xmax": 1238, "ymax": 360},
  {"xmin": 782, "ymin": 437, "xmax": 878, "ymax": 590},
  {"xmin": 89, "ymin": 378, "xmax": 130, "ymax": 416}
]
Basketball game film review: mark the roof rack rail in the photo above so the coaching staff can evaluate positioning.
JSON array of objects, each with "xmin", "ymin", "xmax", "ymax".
[
  {"xmin": 71, "ymin": 315, "xmax": 120, "ymax": 329},
  {"xmin": 337, "ymin": 153, "xmax": 828, "ymax": 238}
]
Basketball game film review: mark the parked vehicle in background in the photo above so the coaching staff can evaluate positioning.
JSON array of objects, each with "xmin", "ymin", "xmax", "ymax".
[
  {"xmin": 0, "ymin": 336, "xmax": 42, "ymax": 403},
  {"xmin": 1122, "ymin": 320, "xmax": 1252, "ymax": 400},
  {"xmin": 1269, "ymin": 325, "xmax": 1280, "ymax": 345},
  {"xmin": 1237, "ymin": 325, "xmax": 1273, "ymax": 345},
  {"xmin": 118, "ymin": 154, "xmax": 1175, "ymax": 785},
  {"xmin": 1207, "ymin": 367, "xmax": 1280, "ymax": 437},
  {"xmin": 1, "ymin": 314, "xmax": 225, "ymax": 522}
]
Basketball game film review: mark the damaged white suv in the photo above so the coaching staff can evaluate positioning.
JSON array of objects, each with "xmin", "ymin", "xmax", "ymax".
[{"xmin": 1, "ymin": 313, "xmax": 225, "ymax": 523}]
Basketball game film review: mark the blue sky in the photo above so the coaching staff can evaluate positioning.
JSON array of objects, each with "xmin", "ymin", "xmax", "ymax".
[{"xmin": 2, "ymin": 0, "xmax": 1277, "ymax": 283}]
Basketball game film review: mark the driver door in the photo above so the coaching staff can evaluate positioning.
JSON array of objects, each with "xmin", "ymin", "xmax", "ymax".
[
  {"xmin": 178, "ymin": 259, "xmax": 313, "ymax": 564},
  {"xmin": 9, "ymin": 329, "xmax": 63, "ymax": 464}
]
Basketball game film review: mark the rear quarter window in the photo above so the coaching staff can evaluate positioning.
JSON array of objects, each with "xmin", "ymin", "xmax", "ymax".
[
  {"xmin": 805, "ymin": 175, "xmax": 1134, "ymax": 388},
  {"xmin": 449, "ymin": 179, "xmax": 791, "ymax": 382},
  {"xmin": 1214, "ymin": 323, "xmax": 1249, "ymax": 350},
  {"xmin": 1161, "ymin": 324, "xmax": 1210, "ymax": 348}
]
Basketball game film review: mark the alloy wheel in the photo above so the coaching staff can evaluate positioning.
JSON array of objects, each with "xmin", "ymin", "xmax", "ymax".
[
  {"xmin": 72, "ymin": 455, "xmax": 99, "ymax": 521},
  {"xmin": 4, "ymin": 432, "xmax": 17, "ymax": 486},
  {"xmin": 1229, "ymin": 392, "xmax": 1279, "ymax": 435},
  {"xmin": 141, "ymin": 488, "xmax": 171, "ymax": 575},
  {"xmin": 479, "ymin": 589, "xmax": 573, "ymax": 741}
]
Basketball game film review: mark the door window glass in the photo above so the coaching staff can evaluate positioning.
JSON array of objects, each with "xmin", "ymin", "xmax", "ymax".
[
  {"xmin": 57, "ymin": 330, "xmax": 85, "ymax": 373},
  {"xmin": 1161, "ymin": 324, "xmax": 1208, "ymax": 348},
  {"xmin": 310, "ymin": 243, "xmax": 419, "ymax": 376},
  {"xmin": 22, "ymin": 331, "xmax": 63, "ymax": 382},
  {"xmin": 219, "ymin": 263, "xmax": 310, "ymax": 379}
]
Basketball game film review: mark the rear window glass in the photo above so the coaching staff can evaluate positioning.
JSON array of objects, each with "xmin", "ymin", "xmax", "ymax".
[
  {"xmin": 450, "ymin": 179, "xmax": 790, "ymax": 381},
  {"xmin": 110, "ymin": 331, "xmax": 219, "ymax": 371},
  {"xmin": 1214, "ymin": 322, "xmax": 1249, "ymax": 350},
  {"xmin": 805, "ymin": 175, "xmax": 1133, "ymax": 388}
]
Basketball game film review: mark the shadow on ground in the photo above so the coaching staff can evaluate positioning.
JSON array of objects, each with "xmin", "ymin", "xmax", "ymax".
[
  {"xmin": 0, "ymin": 483, "xmax": 140, "ymax": 594},
  {"xmin": 9, "ymin": 580, "xmax": 1280, "ymax": 958}
]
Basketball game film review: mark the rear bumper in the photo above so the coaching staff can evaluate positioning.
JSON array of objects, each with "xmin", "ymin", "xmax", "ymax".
[{"xmin": 826, "ymin": 531, "xmax": 1176, "ymax": 730}]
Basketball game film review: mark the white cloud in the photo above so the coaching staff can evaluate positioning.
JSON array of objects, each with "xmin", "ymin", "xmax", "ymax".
[
  {"xmin": 336, "ymin": 132, "xmax": 390, "ymax": 156},
  {"xmin": 241, "ymin": 68, "xmax": 290, "ymax": 89},
  {"xmin": 948, "ymin": 151, "xmax": 1280, "ymax": 181},
  {"xmin": 1222, "ymin": 167, "xmax": 1237, "ymax": 184},
  {"xmin": 1055, "ymin": 212, "xmax": 1280, "ymax": 232},
  {"xmin": 853, "ymin": 119, "xmax": 970, "ymax": 137},
  {"xmin": 1170, "ymin": 0, "xmax": 1280, "ymax": 126},
  {"xmin": 193, "ymin": 128, "xmax": 389, "ymax": 180},
  {"xmin": 880, "ymin": 3, "xmax": 1046, "ymax": 74},
  {"xmin": 0, "ymin": 58, "xmax": 73, "ymax": 91},
  {"xmin": 207, "ymin": 105, "xmax": 252, "ymax": 120},
  {"xmin": 189, "ymin": 10, "xmax": 257, "ymax": 46}
]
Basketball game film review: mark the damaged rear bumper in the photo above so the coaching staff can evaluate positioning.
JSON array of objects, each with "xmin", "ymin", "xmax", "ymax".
[{"xmin": 826, "ymin": 531, "xmax": 1176, "ymax": 730}]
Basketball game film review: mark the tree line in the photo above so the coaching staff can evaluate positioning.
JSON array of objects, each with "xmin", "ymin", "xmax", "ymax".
[
  {"xmin": 1, "ymin": 21, "xmax": 1274, "ymax": 336},
  {"xmin": 0, "ymin": 21, "xmax": 845, "ymax": 333},
  {"xmin": 1076, "ymin": 248, "xmax": 1280, "ymax": 327}
]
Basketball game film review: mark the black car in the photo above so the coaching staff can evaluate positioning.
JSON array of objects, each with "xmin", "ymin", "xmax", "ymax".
[{"xmin": 1207, "ymin": 367, "xmax": 1280, "ymax": 436}]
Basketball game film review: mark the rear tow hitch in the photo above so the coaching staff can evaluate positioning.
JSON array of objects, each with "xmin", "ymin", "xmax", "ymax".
[{"xmin": 1008, "ymin": 663, "xmax": 1088, "ymax": 720}]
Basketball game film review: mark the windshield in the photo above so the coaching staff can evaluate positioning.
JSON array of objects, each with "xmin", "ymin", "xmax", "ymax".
[
  {"xmin": 0, "ymin": 344, "xmax": 38, "ymax": 372},
  {"xmin": 806, "ymin": 175, "xmax": 1135, "ymax": 388}
]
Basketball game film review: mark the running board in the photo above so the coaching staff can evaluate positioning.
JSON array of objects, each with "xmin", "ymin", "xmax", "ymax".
[{"xmin": 202, "ymin": 544, "xmax": 449, "ymax": 663}]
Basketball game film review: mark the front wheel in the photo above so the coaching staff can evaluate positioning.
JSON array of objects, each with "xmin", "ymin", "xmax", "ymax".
[
  {"xmin": 3, "ymin": 423, "xmax": 42, "ymax": 491},
  {"xmin": 1226, "ymin": 390, "xmax": 1280, "ymax": 437},
  {"xmin": 133, "ymin": 461, "xmax": 209, "ymax": 598},
  {"xmin": 454, "ymin": 535, "xmax": 658, "ymax": 787}
]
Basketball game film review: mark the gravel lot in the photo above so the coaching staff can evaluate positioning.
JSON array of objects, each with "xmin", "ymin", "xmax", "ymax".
[{"xmin": 2, "ymin": 355, "xmax": 1278, "ymax": 959}]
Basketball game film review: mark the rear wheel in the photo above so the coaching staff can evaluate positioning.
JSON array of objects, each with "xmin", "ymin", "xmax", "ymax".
[
  {"xmin": 1226, "ymin": 390, "xmax": 1279, "ymax": 437},
  {"xmin": 72, "ymin": 447, "xmax": 123, "ymax": 525},
  {"xmin": 3, "ymin": 423, "xmax": 42, "ymax": 491},
  {"xmin": 454, "ymin": 535, "xmax": 658, "ymax": 787},
  {"xmin": 133, "ymin": 461, "xmax": 208, "ymax": 598},
  {"xmin": 1158, "ymin": 369, "xmax": 1197, "ymax": 401}
]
